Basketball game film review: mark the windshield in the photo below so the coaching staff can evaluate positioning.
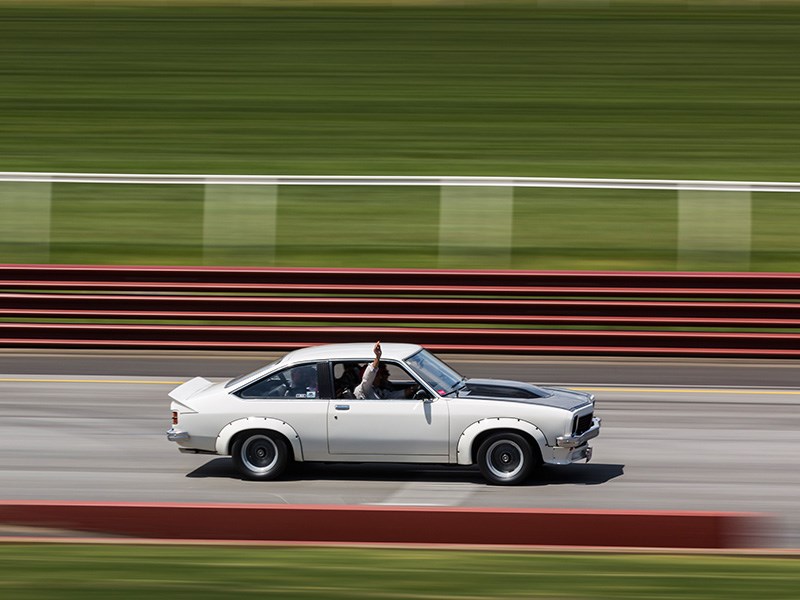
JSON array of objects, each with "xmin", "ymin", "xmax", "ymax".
[
  {"xmin": 224, "ymin": 359, "xmax": 279, "ymax": 389},
  {"xmin": 405, "ymin": 350, "xmax": 463, "ymax": 396}
]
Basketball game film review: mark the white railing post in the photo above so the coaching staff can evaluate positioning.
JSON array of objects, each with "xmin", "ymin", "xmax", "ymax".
[
  {"xmin": 438, "ymin": 185, "xmax": 513, "ymax": 268},
  {"xmin": 0, "ymin": 181, "xmax": 51, "ymax": 263},
  {"xmin": 203, "ymin": 184, "xmax": 277, "ymax": 265},
  {"xmin": 678, "ymin": 190, "xmax": 752, "ymax": 270}
]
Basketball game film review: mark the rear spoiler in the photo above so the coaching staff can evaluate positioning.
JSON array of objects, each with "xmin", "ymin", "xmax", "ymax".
[{"xmin": 168, "ymin": 376, "xmax": 214, "ymax": 403}]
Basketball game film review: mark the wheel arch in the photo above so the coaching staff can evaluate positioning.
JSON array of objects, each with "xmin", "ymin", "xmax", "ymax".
[
  {"xmin": 456, "ymin": 418, "xmax": 546, "ymax": 466},
  {"xmin": 216, "ymin": 417, "xmax": 303, "ymax": 461}
]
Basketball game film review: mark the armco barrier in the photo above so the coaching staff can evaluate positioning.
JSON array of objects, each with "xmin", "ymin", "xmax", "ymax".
[
  {"xmin": 2, "ymin": 323, "xmax": 800, "ymax": 357},
  {"xmin": 3, "ymin": 264, "xmax": 800, "ymax": 296},
  {"xmin": 0, "ymin": 502, "xmax": 766, "ymax": 549},
  {"xmin": 2, "ymin": 264, "xmax": 800, "ymax": 357},
  {"xmin": 2, "ymin": 293, "xmax": 800, "ymax": 327}
]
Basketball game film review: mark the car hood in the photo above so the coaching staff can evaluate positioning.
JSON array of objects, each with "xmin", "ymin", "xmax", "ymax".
[{"xmin": 461, "ymin": 379, "xmax": 593, "ymax": 411}]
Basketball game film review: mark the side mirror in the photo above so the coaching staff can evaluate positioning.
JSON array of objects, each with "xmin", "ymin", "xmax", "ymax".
[{"xmin": 414, "ymin": 388, "xmax": 433, "ymax": 401}]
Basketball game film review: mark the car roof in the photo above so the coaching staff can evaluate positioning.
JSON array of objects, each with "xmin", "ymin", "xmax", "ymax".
[{"xmin": 279, "ymin": 342, "xmax": 423, "ymax": 365}]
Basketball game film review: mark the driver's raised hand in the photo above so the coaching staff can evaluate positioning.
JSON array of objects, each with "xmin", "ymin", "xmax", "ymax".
[{"xmin": 372, "ymin": 341, "xmax": 382, "ymax": 367}]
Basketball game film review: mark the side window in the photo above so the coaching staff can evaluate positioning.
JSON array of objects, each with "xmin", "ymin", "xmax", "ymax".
[
  {"xmin": 332, "ymin": 361, "xmax": 366, "ymax": 399},
  {"xmin": 380, "ymin": 362, "xmax": 428, "ymax": 399},
  {"xmin": 383, "ymin": 363, "xmax": 418, "ymax": 389},
  {"xmin": 333, "ymin": 360, "xmax": 429, "ymax": 400},
  {"xmin": 237, "ymin": 364, "xmax": 319, "ymax": 400}
]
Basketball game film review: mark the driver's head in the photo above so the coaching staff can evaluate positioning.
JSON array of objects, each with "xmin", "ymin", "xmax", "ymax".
[
  {"xmin": 343, "ymin": 362, "xmax": 359, "ymax": 378},
  {"xmin": 292, "ymin": 367, "xmax": 312, "ymax": 386}
]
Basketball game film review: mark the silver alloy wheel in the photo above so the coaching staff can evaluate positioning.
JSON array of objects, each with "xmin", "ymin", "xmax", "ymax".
[
  {"xmin": 485, "ymin": 439, "xmax": 524, "ymax": 479},
  {"xmin": 241, "ymin": 434, "xmax": 279, "ymax": 473}
]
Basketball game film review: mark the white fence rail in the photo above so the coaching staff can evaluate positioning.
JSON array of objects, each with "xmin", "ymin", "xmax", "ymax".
[
  {"xmin": 1, "ymin": 172, "xmax": 800, "ymax": 193},
  {"xmin": 2, "ymin": 171, "xmax": 796, "ymax": 269}
]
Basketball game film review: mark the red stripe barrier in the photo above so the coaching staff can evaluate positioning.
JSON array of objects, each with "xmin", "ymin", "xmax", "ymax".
[
  {"xmin": 2, "ymin": 293, "xmax": 800, "ymax": 317},
  {"xmin": 5, "ymin": 281, "xmax": 800, "ymax": 297},
  {"xmin": 2, "ymin": 323, "xmax": 799, "ymax": 357},
  {"xmin": 3, "ymin": 264, "xmax": 800, "ymax": 297},
  {"xmin": 2, "ymin": 293, "xmax": 800, "ymax": 327},
  {"xmin": 0, "ymin": 502, "xmax": 765, "ymax": 549},
  {"xmin": 5, "ymin": 308, "xmax": 800, "ymax": 328},
  {"xmin": 3, "ymin": 263, "xmax": 800, "ymax": 285},
  {"xmin": 2, "ymin": 265, "xmax": 800, "ymax": 357}
]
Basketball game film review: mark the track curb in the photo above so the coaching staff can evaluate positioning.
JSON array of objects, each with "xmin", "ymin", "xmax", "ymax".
[{"xmin": 0, "ymin": 501, "xmax": 767, "ymax": 549}]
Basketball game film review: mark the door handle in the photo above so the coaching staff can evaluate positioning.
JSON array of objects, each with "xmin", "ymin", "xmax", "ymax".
[{"xmin": 335, "ymin": 404, "xmax": 350, "ymax": 411}]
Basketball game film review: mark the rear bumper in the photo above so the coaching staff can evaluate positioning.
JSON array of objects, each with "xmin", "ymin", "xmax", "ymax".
[{"xmin": 166, "ymin": 428, "xmax": 190, "ymax": 442}]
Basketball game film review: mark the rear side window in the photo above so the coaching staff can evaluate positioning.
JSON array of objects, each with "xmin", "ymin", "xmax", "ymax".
[
  {"xmin": 225, "ymin": 359, "xmax": 278, "ymax": 389},
  {"xmin": 236, "ymin": 363, "xmax": 319, "ymax": 400}
]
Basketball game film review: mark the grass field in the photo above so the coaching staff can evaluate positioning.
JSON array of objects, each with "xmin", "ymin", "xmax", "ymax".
[
  {"xmin": 0, "ymin": 544, "xmax": 799, "ymax": 599},
  {"xmin": 0, "ymin": 2, "xmax": 799, "ymax": 269}
]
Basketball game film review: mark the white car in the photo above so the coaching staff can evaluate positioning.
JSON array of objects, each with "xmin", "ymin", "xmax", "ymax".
[{"xmin": 167, "ymin": 343, "xmax": 600, "ymax": 485}]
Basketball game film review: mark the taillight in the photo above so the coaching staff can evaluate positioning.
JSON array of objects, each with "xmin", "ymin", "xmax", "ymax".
[{"xmin": 172, "ymin": 411, "xmax": 179, "ymax": 425}]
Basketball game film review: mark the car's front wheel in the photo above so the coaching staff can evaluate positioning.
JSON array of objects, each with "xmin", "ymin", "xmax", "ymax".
[
  {"xmin": 477, "ymin": 432, "xmax": 534, "ymax": 485},
  {"xmin": 231, "ymin": 431, "xmax": 289, "ymax": 481}
]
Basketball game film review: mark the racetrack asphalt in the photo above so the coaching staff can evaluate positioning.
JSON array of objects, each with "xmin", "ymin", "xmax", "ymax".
[
  {"xmin": 1, "ymin": 351, "xmax": 798, "ymax": 547},
  {"xmin": 3, "ymin": 349, "xmax": 799, "ymax": 387}
]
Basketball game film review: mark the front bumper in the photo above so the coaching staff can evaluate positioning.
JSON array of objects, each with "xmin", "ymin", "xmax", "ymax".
[
  {"xmin": 555, "ymin": 417, "xmax": 601, "ymax": 449},
  {"xmin": 166, "ymin": 427, "xmax": 190, "ymax": 442}
]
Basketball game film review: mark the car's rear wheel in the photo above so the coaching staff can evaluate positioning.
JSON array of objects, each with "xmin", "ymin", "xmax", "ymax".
[
  {"xmin": 232, "ymin": 431, "xmax": 289, "ymax": 481},
  {"xmin": 477, "ymin": 432, "xmax": 533, "ymax": 485}
]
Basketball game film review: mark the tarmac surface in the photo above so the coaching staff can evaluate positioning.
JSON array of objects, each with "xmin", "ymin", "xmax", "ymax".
[{"xmin": 1, "ymin": 351, "xmax": 798, "ymax": 547}]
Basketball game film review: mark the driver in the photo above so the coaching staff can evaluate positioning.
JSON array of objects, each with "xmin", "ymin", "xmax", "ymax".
[
  {"xmin": 285, "ymin": 366, "xmax": 316, "ymax": 398},
  {"xmin": 353, "ymin": 341, "xmax": 418, "ymax": 399}
]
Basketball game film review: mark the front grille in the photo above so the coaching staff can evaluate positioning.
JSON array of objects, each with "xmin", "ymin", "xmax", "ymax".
[{"xmin": 573, "ymin": 412, "xmax": 593, "ymax": 436}]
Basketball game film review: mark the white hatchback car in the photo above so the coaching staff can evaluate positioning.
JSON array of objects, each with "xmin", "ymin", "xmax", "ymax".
[{"xmin": 167, "ymin": 342, "xmax": 600, "ymax": 485}]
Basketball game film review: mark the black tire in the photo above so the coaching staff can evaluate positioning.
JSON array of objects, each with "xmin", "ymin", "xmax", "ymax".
[
  {"xmin": 477, "ymin": 432, "xmax": 534, "ymax": 486},
  {"xmin": 231, "ymin": 431, "xmax": 289, "ymax": 481}
]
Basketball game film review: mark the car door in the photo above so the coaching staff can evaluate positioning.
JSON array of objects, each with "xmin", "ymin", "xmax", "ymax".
[
  {"xmin": 326, "ymin": 361, "xmax": 449, "ymax": 458},
  {"xmin": 233, "ymin": 361, "xmax": 330, "ymax": 459}
]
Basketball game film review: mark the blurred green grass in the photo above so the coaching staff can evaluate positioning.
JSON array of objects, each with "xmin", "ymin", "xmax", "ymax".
[
  {"xmin": 0, "ymin": 2, "xmax": 798, "ymax": 269},
  {"xmin": 1, "ymin": 544, "xmax": 799, "ymax": 599}
]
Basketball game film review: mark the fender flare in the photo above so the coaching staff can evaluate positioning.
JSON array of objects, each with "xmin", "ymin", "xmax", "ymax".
[
  {"xmin": 216, "ymin": 417, "xmax": 304, "ymax": 461},
  {"xmin": 456, "ymin": 417, "xmax": 548, "ymax": 465}
]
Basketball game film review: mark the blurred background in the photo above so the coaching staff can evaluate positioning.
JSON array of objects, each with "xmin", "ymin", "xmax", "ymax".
[
  {"xmin": 1, "ymin": 0, "xmax": 798, "ymax": 271},
  {"xmin": 1, "ymin": 1, "xmax": 799, "ymax": 598}
]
